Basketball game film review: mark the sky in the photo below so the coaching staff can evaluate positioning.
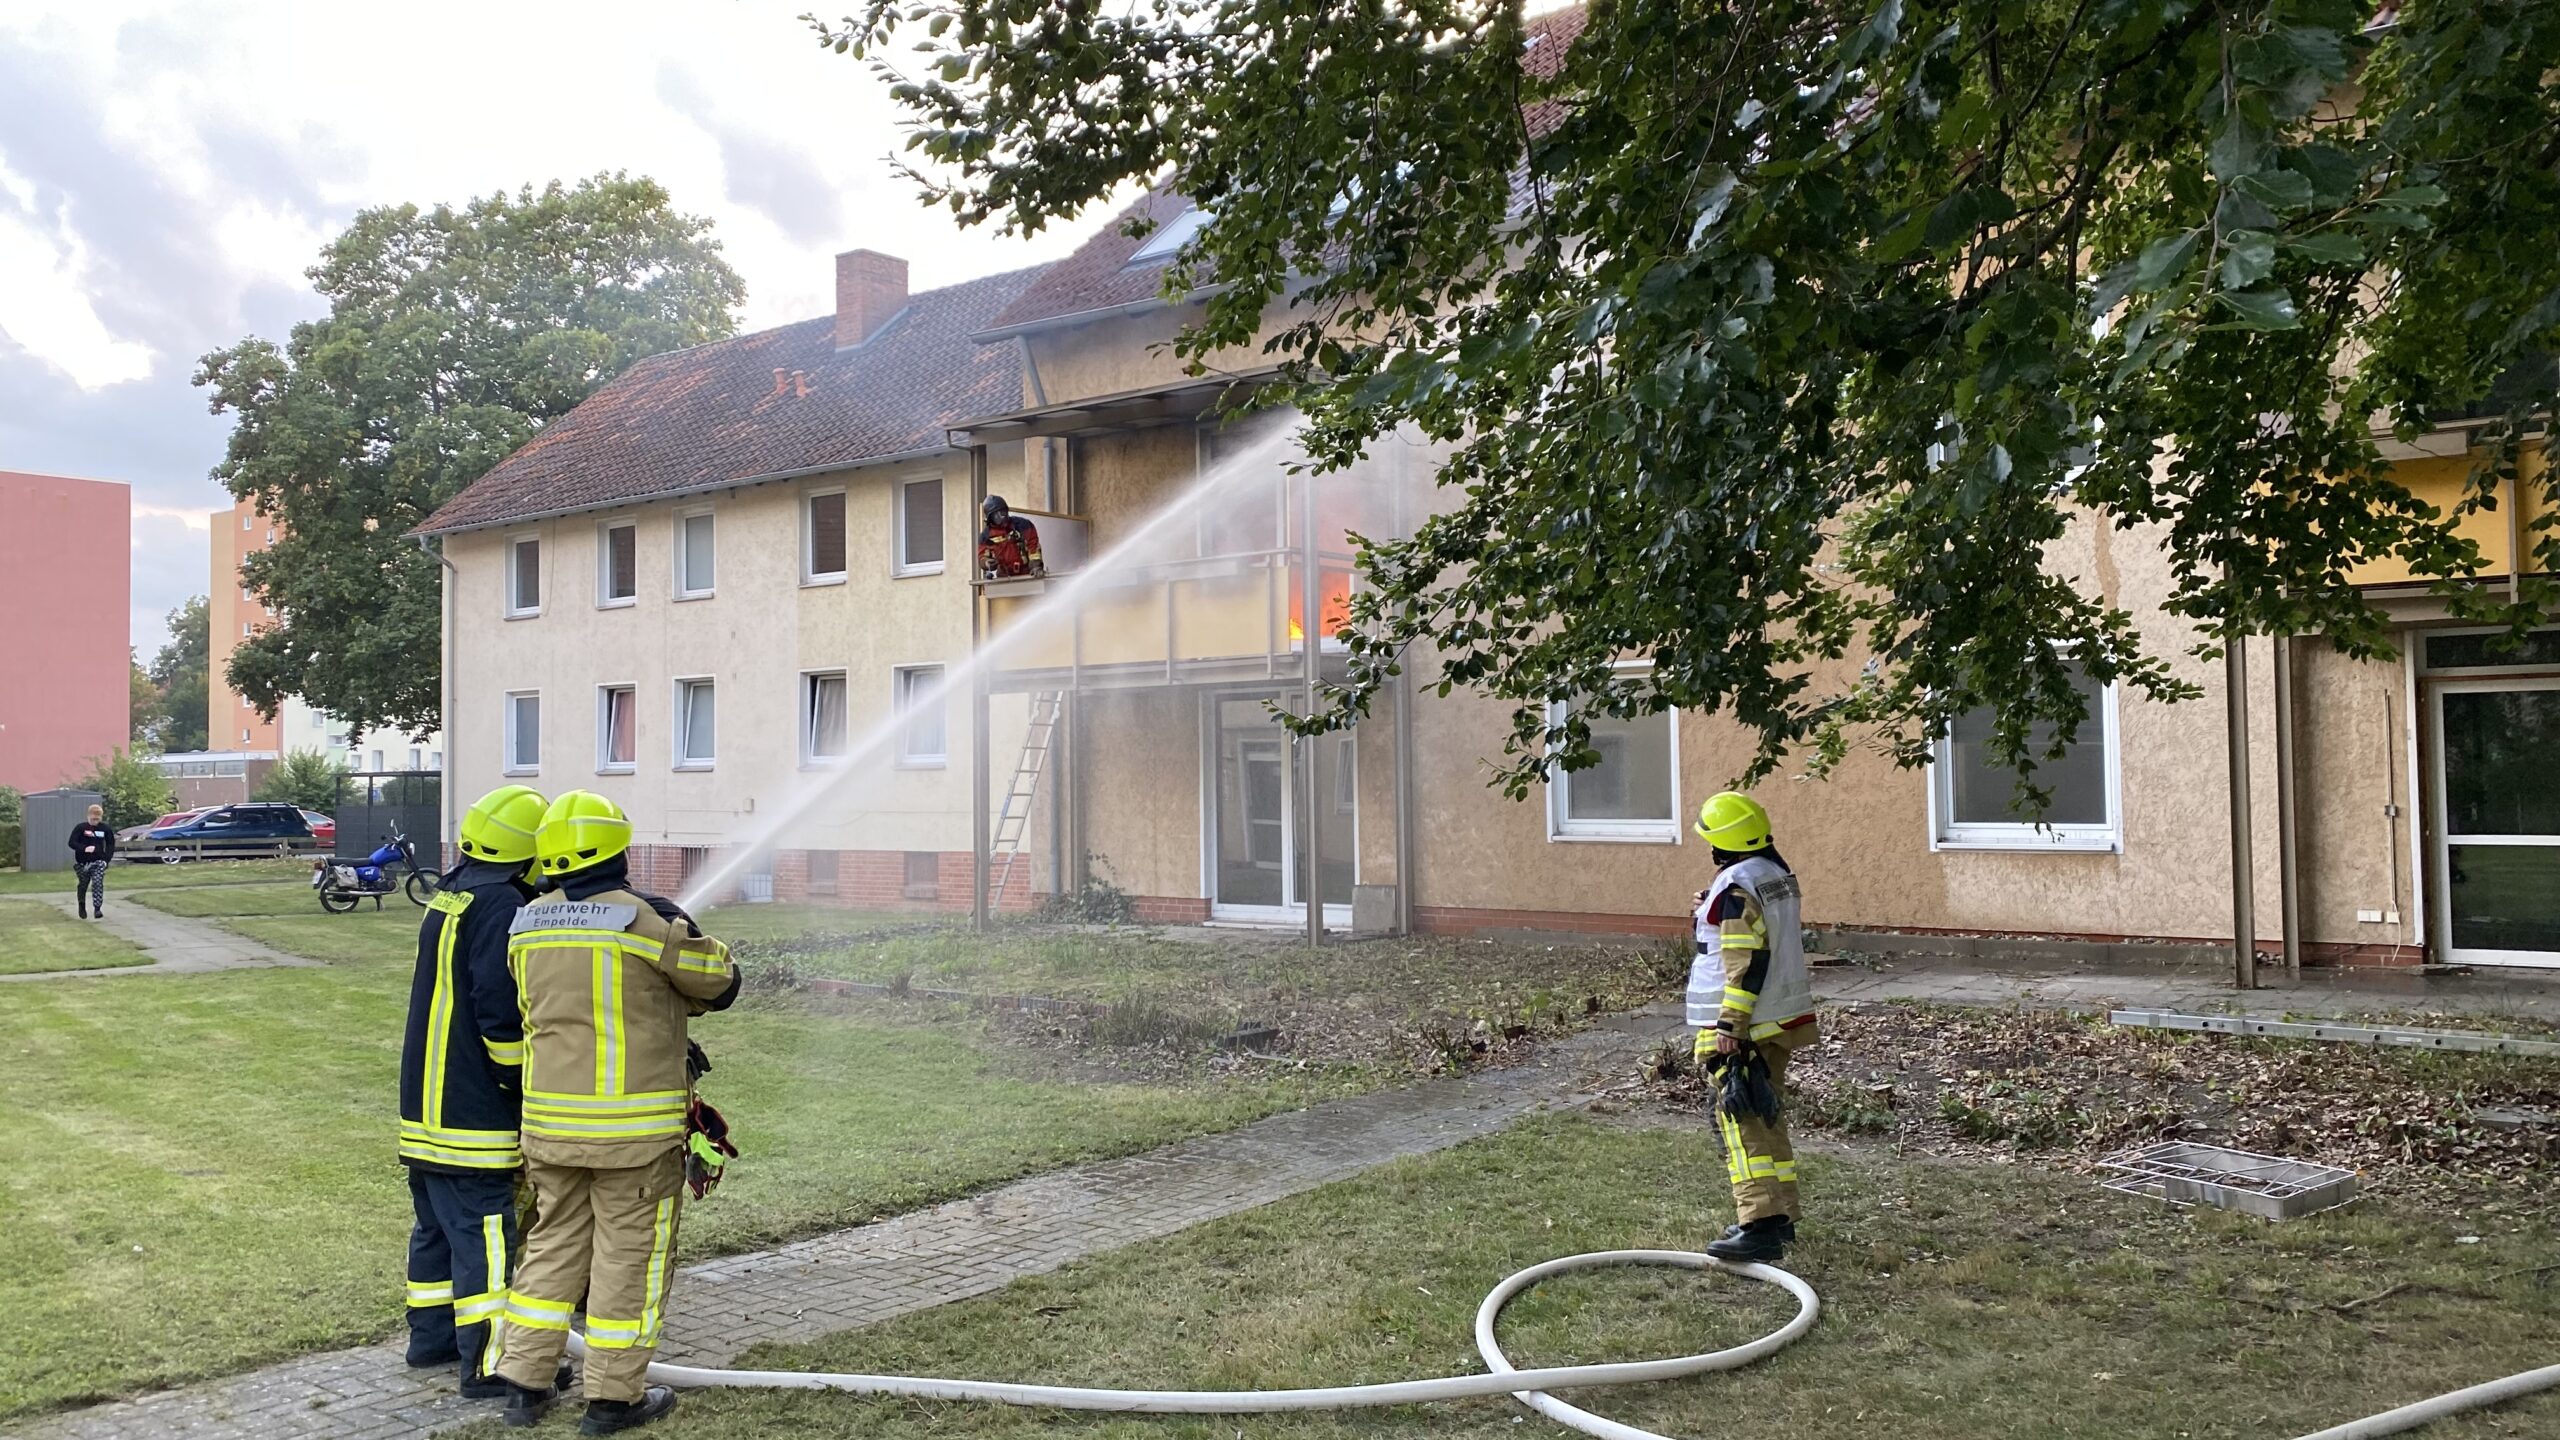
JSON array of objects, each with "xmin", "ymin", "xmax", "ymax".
[{"xmin": 0, "ymin": 1, "xmax": 1115, "ymax": 661}]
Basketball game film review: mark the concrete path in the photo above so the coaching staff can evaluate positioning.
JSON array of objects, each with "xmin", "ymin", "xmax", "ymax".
[
  {"xmin": 0, "ymin": 896, "xmax": 315, "ymax": 982},
  {"xmin": 1815, "ymin": 950, "xmax": 2560, "ymax": 1028}
]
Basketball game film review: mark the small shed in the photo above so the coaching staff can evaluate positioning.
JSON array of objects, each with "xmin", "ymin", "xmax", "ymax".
[{"xmin": 21, "ymin": 789, "xmax": 106, "ymax": 873}]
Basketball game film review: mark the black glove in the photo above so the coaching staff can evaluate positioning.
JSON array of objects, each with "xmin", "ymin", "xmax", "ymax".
[
  {"xmin": 1713, "ymin": 1041, "xmax": 1783, "ymax": 1127},
  {"xmin": 687, "ymin": 1040, "xmax": 713, "ymax": 1083},
  {"xmin": 645, "ymin": 893, "xmax": 696, "ymax": 929}
]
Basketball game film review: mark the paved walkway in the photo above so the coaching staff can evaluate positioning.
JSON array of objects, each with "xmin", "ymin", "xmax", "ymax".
[
  {"xmin": 11, "ymin": 952, "xmax": 2556, "ymax": 1440},
  {"xmin": 0, "ymin": 897, "xmax": 313, "ymax": 982}
]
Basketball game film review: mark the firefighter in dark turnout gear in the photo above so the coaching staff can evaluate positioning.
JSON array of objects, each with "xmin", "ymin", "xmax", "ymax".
[
  {"xmin": 976, "ymin": 494, "xmax": 1044, "ymax": 578},
  {"xmin": 400, "ymin": 784, "xmax": 548, "ymax": 1394}
]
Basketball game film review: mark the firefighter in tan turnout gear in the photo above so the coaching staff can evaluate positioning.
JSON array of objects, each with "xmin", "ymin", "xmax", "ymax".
[
  {"xmin": 1686, "ymin": 792, "xmax": 1816, "ymax": 1265},
  {"xmin": 494, "ymin": 791, "xmax": 741, "ymax": 1434}
]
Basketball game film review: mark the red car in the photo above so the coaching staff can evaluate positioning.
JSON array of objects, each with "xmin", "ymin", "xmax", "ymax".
[{"xmin": 301, "ymin": 810, "xmax": 337, "ymax": 846}]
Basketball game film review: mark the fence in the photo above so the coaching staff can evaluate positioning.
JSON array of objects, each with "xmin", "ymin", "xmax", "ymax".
[{"xmin": 334, "ymin": 771, "xmax": 443, "ymax": 862}]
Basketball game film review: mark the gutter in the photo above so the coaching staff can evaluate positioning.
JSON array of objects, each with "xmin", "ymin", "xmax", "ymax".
[
  {"xmin": 416, "ymin": 534, "xmax": 460, "ymax": 858},
  {"xmin": 409, "ymin": 445, "xmax": 960, "ymax": 540},
  {"xmin": 969, "ymin": 284, "xmax": 1228, "ymax": 345}
]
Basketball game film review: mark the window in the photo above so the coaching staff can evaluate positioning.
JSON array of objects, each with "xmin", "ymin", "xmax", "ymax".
[
  {"xmin": 904, "ymin": 851, "xmax": 940, "ymax": 896},
  {"xmin": 242, "ymin": 513, "xmax": 252, "ymax": 531},
  {"xmin": 805, "ymin": 490, "xmax": 847, "ymax": 583},
  {"xmin": 241, "ymin": 586, "xmax": 251, "ymax": 602},
  {"xmin": 803, "ymin": 671, "xmax": 849, "ymax": 764},
  {"xmin": 598, "ymin": 522, "xmax": 636, "ymax": 606},
  {"xmin": 507, "ymin": 536, "xmax": 541, "ymax": 616},
  {"xmin": 894, "ymin": 665, "xmax": 947, "ymax": 767},
  {"xmin": 677, "ymin": 510, "xmax": 716, "ymax": 598},
  {"xmin": 1930, "ymin": 662, "xmax": 2120, "ymax": 851},
  {"xmin": 1545, "ymin": 693, "xmax": 1681, "ymax": 843},
  {"xmin": 674, "ymin": 678, "xmax": 716, "ymax": 769},
  {"xmin": 597, "ymin": 685, "xmax": 637, "ymax": 773},
  {"xmin": 896, "ymin": 475, "xmax": 944, "ymax": 575},
  {"xmin": 505, "ymin": 693, "xmax": 541, "ymax": 775},
  {"xmin": 1128, "ymin": 205, "xmax": 1212, "ymax": 265},
  {"xmin": 407, "ymin": 747, "xmax": 422, "ymax": 770},
  {"xmin": 371, "ymin": 748, "xmax": 385, "ymax": 771},
  {"xmin": 806, "ymin": 850, "xmax": 840, "ymax": 896}
]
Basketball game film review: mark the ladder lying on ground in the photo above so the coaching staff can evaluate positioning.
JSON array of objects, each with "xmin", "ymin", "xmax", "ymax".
[{"xmin": 991, "ymin": 691, "xmax": 1064, "ymax": 903}]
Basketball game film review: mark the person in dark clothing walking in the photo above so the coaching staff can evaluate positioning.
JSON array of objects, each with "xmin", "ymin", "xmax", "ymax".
[{"xmin": 68, "ymin": 805, "xmax": 115, "ymax": 919}]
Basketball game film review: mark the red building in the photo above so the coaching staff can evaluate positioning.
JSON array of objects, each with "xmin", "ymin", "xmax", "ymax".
[{"xmin": 0, "ymin": 471, "xmax": 131, "ymax": 790}]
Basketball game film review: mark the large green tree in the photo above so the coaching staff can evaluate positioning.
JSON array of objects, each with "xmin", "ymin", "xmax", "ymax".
[
  {"xmin": 198, "ymin": 175, "xmax": 744, "ymax": 738},
  {"xmin": 137, "ymin": 596, "xmax": 211, "ymax": 755},
  {"xmin": 829, "ymin": 0, "xmax": 2560, "ymax": 794}
]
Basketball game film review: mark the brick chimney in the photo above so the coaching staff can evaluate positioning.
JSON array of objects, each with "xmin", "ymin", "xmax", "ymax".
[{"xmin": 834, "ymin": 249, "xmax": 908, "ymax": 349}]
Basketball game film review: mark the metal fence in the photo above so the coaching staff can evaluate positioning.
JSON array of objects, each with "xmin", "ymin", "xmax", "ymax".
[{"xmin": 334, "ymin": 771, "xmax": 443, "ymax": 862}]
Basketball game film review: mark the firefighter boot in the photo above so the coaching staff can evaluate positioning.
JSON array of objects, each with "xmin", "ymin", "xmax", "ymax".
[
  {"xmin": 582, "ymin": 1386, "xmax": 679, "ymax": 1435},
  {"xmin": 1706, "ymin": 1215, "xmax": 1793, "ymax": 1264},
  {"xmin": 499, "ymin": 1379, "xmax": 556, "ymax": 1428}
]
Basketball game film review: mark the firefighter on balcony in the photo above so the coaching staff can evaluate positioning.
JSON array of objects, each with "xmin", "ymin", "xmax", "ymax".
[
  {"xmin": 399, "ymin": 784, "xmax": 547, "ymax": 1396},
  {"xmin": 1686, "ymin": 791, "xmax": 1816, "ymax": 1265},
  {"xmin": 494, "ymin": 791, "xmax": 741, "ymax": 1434},
  {"xmin": 977, "ymin": 493, "xmax": 1044, "ymax": 579}
]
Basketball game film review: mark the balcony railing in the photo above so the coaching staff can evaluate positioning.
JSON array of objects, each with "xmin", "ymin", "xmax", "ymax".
[{"xmin": 978, "ymin": 545, "xmax": 1358, "ymax": 692}]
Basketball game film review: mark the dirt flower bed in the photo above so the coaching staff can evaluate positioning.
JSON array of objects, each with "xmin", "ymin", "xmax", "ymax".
[{"xmin": 1643, "ymin": 1002, "xmax": 2560, "ymax": 1191}]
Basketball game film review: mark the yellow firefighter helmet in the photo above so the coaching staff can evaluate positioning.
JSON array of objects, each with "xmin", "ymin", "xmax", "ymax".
[
  {"xmin": 456, "ymin": 784, "xmax": 548, "ymax": 863},
  {"xmin": 1694, "ymin": 791, "xmax": 1773, "ymax": 852},
  {"xmin": 536, "ymin": 790, "xmax": 633, "ymax": 877}
]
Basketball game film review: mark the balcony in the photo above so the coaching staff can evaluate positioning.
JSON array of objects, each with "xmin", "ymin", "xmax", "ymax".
[
  {"xmin": 2348, "ymin": 443, "xmax": 2552, "ymax": 590},
  {"xmin": 979, "ymin": 546, "xmax": 1357, "ymax": 693}
]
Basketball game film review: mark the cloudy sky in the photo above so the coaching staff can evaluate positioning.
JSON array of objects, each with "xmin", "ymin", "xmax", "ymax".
[{"xmin": 0, "ymin": 1, "xmax": 1114, "ymax": 660}]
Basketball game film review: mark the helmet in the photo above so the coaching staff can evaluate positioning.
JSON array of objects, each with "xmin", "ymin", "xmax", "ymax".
[
  {"xmin": 457, "ymin": 784, "xmax": 547, "ymax": 863},
  {"xmin": 982, "ymin": 493, "xmax": 1010, "ymax": 524},
  {"xmin": 1695, "ymin": 791, "xmax": 1772, "ymax": 852},
  {"xmin": 536, "ymin": 790, "xmax": 632, "ymax": 877}
]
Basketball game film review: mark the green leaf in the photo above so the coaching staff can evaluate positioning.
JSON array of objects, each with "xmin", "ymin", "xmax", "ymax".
[
  {"xmin": 2221, "ymin": 232, "xmax": 2277, "ymax": 289},
  {"xmin": 2132, "ymin": 230, "xmax": 2202, "ymax": 289},
  {"xmin": 2213, "ymin": 285, "xmax": 2301, "ymax": 331},
  {"xmin": 2235, "ymin": 170, "xmax": 2315, "ymax": 212},
  {"xmin": 2285, "ymin": 231, "xmax": 2364, "ymax": 266}
]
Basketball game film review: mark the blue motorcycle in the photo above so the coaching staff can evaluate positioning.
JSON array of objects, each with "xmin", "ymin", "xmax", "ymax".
[{"xmin": 312, "ymin": 826, "xmax": 438, "ymax": 912}]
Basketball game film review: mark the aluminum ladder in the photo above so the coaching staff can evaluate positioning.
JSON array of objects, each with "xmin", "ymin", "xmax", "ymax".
[{"xmin": 990, "ymin": 691, "xmax": 1064, "ymax": 904}]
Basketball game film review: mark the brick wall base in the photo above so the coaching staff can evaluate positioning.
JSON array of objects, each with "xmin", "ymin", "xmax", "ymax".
[
  {"xmin": 1414, "ymin": 908, "xmax": 2424, "ymax": 967},
  {"xmin": 1130, "ymin": 895, "xmax": 1213, "ymax": 924}
]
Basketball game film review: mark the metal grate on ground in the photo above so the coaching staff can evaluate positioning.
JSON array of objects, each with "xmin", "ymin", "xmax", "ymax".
[{"xmin": 2098, "ymin": 1140, "xmax": 2361, "ymax": 1221}]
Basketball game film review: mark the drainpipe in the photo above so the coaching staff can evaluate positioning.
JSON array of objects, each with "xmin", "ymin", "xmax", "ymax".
[
  {"xmin": 1389, "ymin": 446, "xmax": 1417, "ymax": 937},
  {"xmin": 971, "ymin": 444, "xmax": 993, "ymax": 932},
  {"xmin": 1302, "ymin": 470, "xmax": 1323, "ymax": 951},
  {"xmin": 416, "ymin": 535, "xmax": 458, "ymax": 864},
  {"xmin": 2226, "ymin": 632, "xmax": 2258, "ymax": 989},
  {"xmin": 2273, "ymin": 633, "xmax": 2302, "ymax": 976}
]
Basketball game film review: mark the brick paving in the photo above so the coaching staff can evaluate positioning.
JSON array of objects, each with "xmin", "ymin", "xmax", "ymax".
[
  {"xmin": 12, "ymin": 950, "xmax": 2557, "ymax": 1440},
  {"xmin": 0, "ymin": 897, "xmax": 314, "ymax": 982}
]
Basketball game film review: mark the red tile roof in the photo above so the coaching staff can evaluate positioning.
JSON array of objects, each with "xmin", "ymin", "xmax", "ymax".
[
  {"xmin": 977, "ymin": 4, "xmax": 1589, "ymax": 340},
  {"xmin": 415, "ymin": 264, "xmax": 1047, "ymax": 536}
]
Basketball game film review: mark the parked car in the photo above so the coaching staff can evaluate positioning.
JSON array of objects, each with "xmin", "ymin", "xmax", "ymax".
[
  {"xmin": 147, "ymin": 803, "xmax": 316, "ymax": 862},
  {"xmin": 300, "ymin": 810, "xmax": 337, "ymax": 846},
  {"xmin": 120, "ymin": 807, "xmax": 210, "ymax": 847}
]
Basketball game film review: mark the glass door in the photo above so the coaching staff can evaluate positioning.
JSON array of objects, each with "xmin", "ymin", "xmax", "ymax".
[
  {"xmin": 1208, "ymin": 694, "xmax": 1356, "ymax": 922},
  {"xmin": 2431, "ymin": 678, "xmax": 2560, "ymax": 967}
]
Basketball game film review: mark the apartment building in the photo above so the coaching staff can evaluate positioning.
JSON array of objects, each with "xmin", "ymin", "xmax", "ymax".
[
  {"xmin": 417, "ymin": 250, "xmax": 1047, "ymax": 907},
  {"xmin": 210, "ymin": 494, "xmax": 444, "ymax": 771},
  {"xmin": 0, "ymin": 470, "xmax": 129, "ymax": 790},
  {"xmin": 945, "ymin": 183, "xmax": 2557, "ymax": 970}
]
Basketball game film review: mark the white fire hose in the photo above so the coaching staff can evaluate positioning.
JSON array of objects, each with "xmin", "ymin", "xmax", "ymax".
[{"xmin": 559, "ymin": 1248, "xmax": 2555, "ymax": 1440}]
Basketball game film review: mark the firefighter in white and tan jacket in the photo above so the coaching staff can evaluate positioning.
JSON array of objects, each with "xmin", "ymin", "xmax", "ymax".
[
  {"xmin": 1686, "ymin": 791, "xmax": 1815, "ymax": 1264},
  {"xmin": 492, "ymin": 791, "xmax": 740, "ymax": 1435}
]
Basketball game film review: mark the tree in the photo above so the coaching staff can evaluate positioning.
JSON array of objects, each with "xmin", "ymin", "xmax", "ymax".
[
  {"xmin": 137, "ymin": 597, "xmax": 211, "ymax": 755},
  {"xmin": 253, "ymin": 748, "xmax": 347, "ymax": 813},
  {"xmin": 128, "ymin": 658, "xmax": 163, "ymax": 753},
  {"xmin": 72, "ymin": 751, "xmax": 176, "ymax": 832},
  {"xmin": 197, "ymin": 175, "xmax": 745, "ymax": 739},
  {"xmin": 827, "ymin": 0, "xmax": 2560, "ymax": 795}
]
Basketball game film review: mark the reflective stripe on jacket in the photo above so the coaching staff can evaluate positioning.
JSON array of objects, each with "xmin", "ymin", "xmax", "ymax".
[
  {"xmin": 399, "ymin": 870, "xmax": 534, "ymax": 1171},
  {"xmin": 508, "ymin": 889, "xmax": 737, "ymax": 1169},
  {"xmin": 1685, "ymin": 855, "xmax": 1813, "ymax": 1036}
]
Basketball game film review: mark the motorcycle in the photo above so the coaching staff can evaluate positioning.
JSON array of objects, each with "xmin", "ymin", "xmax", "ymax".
[{"xmin": 312, "ymin": 827, "xmax": 440, "ymax": 912}]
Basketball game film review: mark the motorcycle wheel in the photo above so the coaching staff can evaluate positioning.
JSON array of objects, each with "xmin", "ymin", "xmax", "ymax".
[
  {"xmin": 405, "ymin": 870, "xmax": 439, "ymax": 905},
  {"xmin": 320, "ymin": 888, "xmax": 361, "ymax": 914}
]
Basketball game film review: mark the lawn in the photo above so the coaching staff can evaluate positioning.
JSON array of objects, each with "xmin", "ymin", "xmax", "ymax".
[
  {"xmin": 0, "ymin": 960, "xmax": 1336, "ymax": 1417},
  {"xmin": 545, "ymin": 1114, "xmax": 2560, "ymax": 1440},
  {"xmin": 0, "ymin": 857, "xmax": 312, "ymax": 897},
  {"xmin": 0, "ymin": 899, "xmax": 153, "ymax": 976}
]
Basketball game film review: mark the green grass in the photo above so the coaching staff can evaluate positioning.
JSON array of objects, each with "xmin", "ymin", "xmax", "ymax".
[
  {"xmin": 0, "ymin": 964, "xmax": 1328, "ymax": 1417},
  {"xmin": 129, "ymin": 878, "xmax": 345, "ymax": 917},
  {"xmin": 0, "ymin": 858, "xmax": 314, "ymax": 896},
  {"xmin": 696, "ymin": 902, "xmax": 953, "ymax": 945},
  {"xmin": 532, "ymin": 1115, "xmax": 2560, "ymax": 1440},
  {"xmin": 0, "ymin": 900, "xmax": 153, "ymax": 976}
]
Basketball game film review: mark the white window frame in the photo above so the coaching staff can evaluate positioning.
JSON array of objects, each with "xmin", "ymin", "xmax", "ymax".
[
  {"xmin": 893, "ymin": 472, "xmax": 946, "ymax": 578},
  {"xmin": 597, "ymin": 520, "xmax": 637, "ymax": 608},
  {"xmin": 505, "ymin": 534, "xmax": 542, "ymax": 618},
  {"xmin": 1927, "ymin": 678, "xmax": 2123, "ymax": 853},
  {"xmin": 674, "ymin": 507, "xmax": 716, "ymax": 600},
  {"xmin": 672, "ymin": 676, "xmax": 716, "ymax": 771},
  {"xmin": 801, "ymin": 669, "xmax": 850, "ymax": 768},
  {"xmin": 803, "ymin": 487, "xmax": 849, "ymax": 587},
  {"xmin": 596, "ymin": 684, "xmax": 638, "ymax": 775},
  {"xmin": 892, "ymin": 664, "xmax": 948, "ymax": 769},
  {"xmin": 1543, "ymin": 672, "xmax": 1682, "ymax": 844},
  {"xmin": 503, "ymin": 691, "xmax": 541, "ymax": 776}
]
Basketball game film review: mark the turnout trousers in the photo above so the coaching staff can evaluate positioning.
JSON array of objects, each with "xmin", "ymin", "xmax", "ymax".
[
  {"xmin": 497, "ymin": 1151, "xmax": 685, "ymax": 1403},
  {"xmin": 1717, "ymin": 1020, "xmax": 1816, "ymax": 1225},
  {"xmin": 404, "ymin": 1168, "xmax": 520, "ymax": 1376}
]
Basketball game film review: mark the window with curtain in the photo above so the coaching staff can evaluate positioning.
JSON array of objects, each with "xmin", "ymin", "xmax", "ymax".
[
  {"xmin": 894, "ymin": 665, "xmax": 946, "ymax": 766},
  {"xmin": 676, "ymin": 679, "xmax": 716, "ymax": 767},
  {"xmin": 805, "ymin": 671, "xmax": 848, "ymax": 763},
  {"xmin": 678, "ymin": 512, "xmax": 716, "ymax": 596},
  {"xmin": 806, "ymin": 491, "xmax": 847, "ymax": 581},
  {"xmin": 598, "ymin": 686, "xmax": 636, "ymax": 771},
  {"xmin": 897, "ymin": 476, "xmax": 944, "ymax": 573}
]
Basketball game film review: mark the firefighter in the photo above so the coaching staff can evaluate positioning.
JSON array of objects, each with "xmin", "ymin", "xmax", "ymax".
[
  {"xmin": 494, "ymin": 791, "xmax": 740, "ymax": 1434},
  {"xmin": 399, "ymin": 784, "xmax": 547, "ymax": 1395},
  {"xmin": 977, "ymin": 493, "xmax": 1044, "ymax": 578},
  {"xmin": 1687, "ymin": 791, "xmax": 1815, "ymax": 1264}
]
